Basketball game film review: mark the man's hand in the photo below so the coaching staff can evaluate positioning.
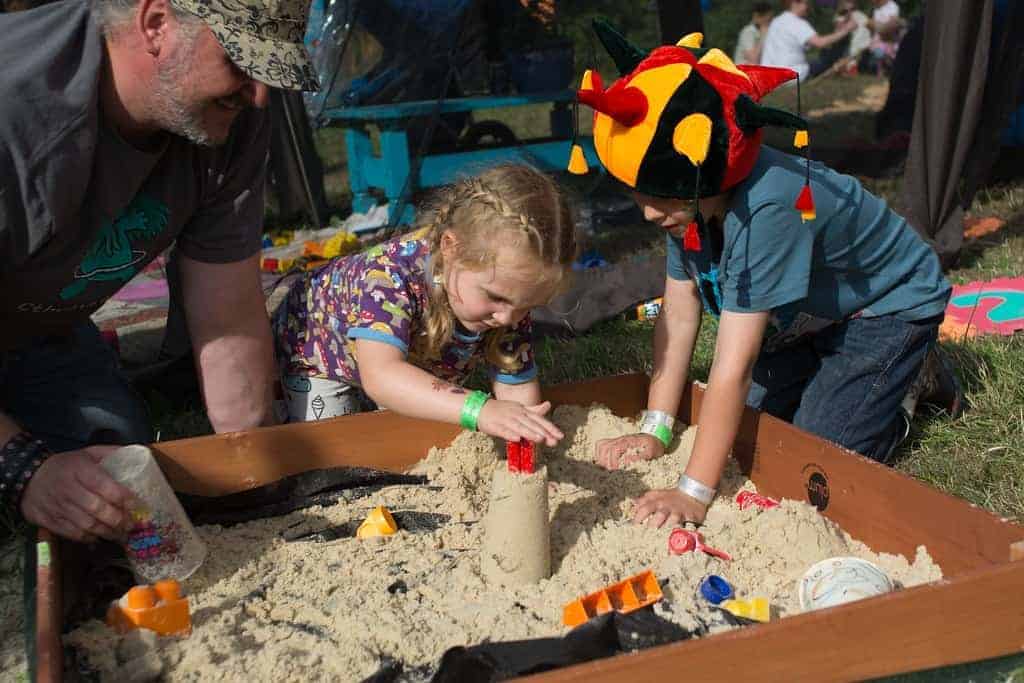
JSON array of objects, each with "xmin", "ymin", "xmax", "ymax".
[
  {"xmin": 595, "ymin": 433, "xmax": 664, "ymax": 470},
  {"xmin": 20, "ymin": 447, "xmax": 134, "ymax": 543},
  {"xmin": 632, "ymin": 488, "xmax": 708, "ymax": 528},
  {"xmin": 477, "ymin": 400, "xmax": 564, "ymax": 446}
]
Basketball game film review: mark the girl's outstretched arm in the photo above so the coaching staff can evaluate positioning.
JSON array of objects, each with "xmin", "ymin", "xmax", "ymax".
[{"xmin": 355, "ymin": 339, "xmax": 563, "ymax": 445}]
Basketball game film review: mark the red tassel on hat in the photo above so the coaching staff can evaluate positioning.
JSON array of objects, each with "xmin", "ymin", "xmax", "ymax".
[
  {"xmin": 795, "ymin": 184, "xmax": 816, "ymax": 222},
  {"xmin": 683, "ymin": 221, "xmax": 702, "ymax": 251}
]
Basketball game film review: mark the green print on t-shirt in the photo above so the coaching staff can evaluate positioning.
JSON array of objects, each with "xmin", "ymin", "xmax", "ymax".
[{"xmin": 60, "ymin": 193, "xmax": 169, "ymax": 300}]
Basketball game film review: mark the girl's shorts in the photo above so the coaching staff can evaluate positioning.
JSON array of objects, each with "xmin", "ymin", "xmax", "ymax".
[{"xmin": 280, "ymin": 374, "xmax": 375, "ymax": 423}]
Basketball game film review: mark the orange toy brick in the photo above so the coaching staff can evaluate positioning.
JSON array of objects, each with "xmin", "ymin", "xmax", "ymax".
[
  {"xmin": 562, "ymin": 569, "xmax": 663, "ymax": 627},
  {"xmin": 106, "ymin": 580, "xmax": 191, "ymax": 636}
]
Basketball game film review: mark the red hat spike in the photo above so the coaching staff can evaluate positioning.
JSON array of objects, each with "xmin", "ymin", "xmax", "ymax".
[
  {"xmin": 735, "ymin": 65, "xmax": 799, "ymax": 99},
  {"xmin": 577, "ymin": 86, "xmax": 648, "ymax": 127},
  {"xmin": 684, "ymin": 163, "xmax": 703, "ymax": 252}
]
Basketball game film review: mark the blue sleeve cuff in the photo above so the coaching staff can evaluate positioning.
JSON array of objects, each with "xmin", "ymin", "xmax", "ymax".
[
  {"xmin": 491, "ymin": 365, "xmax": 538, "ymax": 385},
  {"xmin": 347, "ymin": 328, "xmax": 409, "ymax": 354}
]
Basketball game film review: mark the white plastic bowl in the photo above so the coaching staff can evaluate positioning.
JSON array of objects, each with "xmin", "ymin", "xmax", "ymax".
[{"xmin": 798, "ymin": 556, "xmax": 894, "ymax": 612}]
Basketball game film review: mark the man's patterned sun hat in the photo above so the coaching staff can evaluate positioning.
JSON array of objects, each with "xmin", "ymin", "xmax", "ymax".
[{"xmin": 169, "ymin": 0, "xmax": 319, "ymax": 91}]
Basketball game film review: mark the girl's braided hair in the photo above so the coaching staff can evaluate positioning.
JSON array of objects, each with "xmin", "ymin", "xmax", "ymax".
[{"xmin": 413, "ymin": 164, "xmax": 578, "ymax": 370}]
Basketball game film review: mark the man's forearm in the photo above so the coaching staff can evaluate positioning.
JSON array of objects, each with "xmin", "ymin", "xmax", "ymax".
[{"xmin": 194, "ymin": 316, "xmax": 276, "ymax": 432}]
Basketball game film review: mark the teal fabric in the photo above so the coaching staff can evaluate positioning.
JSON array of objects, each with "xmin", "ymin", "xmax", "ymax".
[{"xmin": 667, "ymin": 146, "xmax": 950, "ymax": 350}]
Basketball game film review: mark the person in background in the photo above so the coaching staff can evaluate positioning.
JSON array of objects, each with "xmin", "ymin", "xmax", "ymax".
[
  {"xmin": 836, "ymin": 0, "xmax": 871, "ymax": 69},
  {"xmin": 733, "ymin": 2, "xmax": 774, "ymax": 65},
  {"xmin": 862, "ymin": 0, "xmax": 903, "ymax": 75},
  {"xmin": 760, "ymin": 0, "xmax": 857, "ymax": 81},
  {"xmin": 274, "ymin": 164, "xmax": 576, "ymax": 447},
  {"xmin": 0, "ymin": 0, "xmax": 318, "ymax": 543}
]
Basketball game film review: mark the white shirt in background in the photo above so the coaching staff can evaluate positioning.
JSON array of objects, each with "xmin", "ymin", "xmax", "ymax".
[
  {"xmin": 760, "ymin": 10, "xmax": 817, "ymax": 81},
  {"xmin": 847, "ymin": 10, "xmax": 871, "ymax": 57},
  {"xmin": 733, "ymin": 23, "xmax": 761, "ymax": 64}
]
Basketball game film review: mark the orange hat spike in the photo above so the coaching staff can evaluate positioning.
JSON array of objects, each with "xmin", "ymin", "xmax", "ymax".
[
  {"xmin": 568, "ymin": 73, "xmax": 592, "ymax": 175},
  {"xmin": 568, "ymin": 144, "xmax": 589, "ymax": 175}
]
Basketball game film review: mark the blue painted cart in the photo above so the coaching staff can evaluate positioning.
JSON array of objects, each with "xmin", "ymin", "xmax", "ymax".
[{"xmin": 320, "ymin": 91, "xmax": 599, "ymax": 226}]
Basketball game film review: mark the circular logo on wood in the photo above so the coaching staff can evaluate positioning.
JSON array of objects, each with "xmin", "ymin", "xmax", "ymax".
[{"xmin": 802, "ymin": 465, "xmax": 830, "ymax": 511}]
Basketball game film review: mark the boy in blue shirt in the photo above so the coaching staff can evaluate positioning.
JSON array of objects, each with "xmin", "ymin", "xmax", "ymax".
[{"xmin": 570, "ymin": 22, "xmax": 961, "ymax": 528}]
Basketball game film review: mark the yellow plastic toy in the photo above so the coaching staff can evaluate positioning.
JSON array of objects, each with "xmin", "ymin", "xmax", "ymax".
[
  {"xmin": 719, "ymin": 597, "xmax": 770, "ymax": 623},
  {"xmin": 106, "ymin": 580, "xmax": 191, "ymax": 636},
  {"xmin": 357, "ymin": 505, "xmax": 398, "ymax": 539},
  {"xmin": 562, "ymin": 569, "xmax": 663, "ymax": 626}
]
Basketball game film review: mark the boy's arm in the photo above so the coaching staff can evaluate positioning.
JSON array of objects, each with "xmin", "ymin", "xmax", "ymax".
[
  {"xmin": 595, "ymin": 276, "xmax": 702, "ymax": 469},
  {"xmin": 682, "ymin": 309, "xmax": 769, "ymax": 489},
  {"xmin": 354, "ymin": 339, "xmax": 563, "ymax": 445},
  {"xmin": 648, "ymin": 276, "xmax": 704, "ymax": 417},
  {"xmin": 633, "ymin": 308, "xmax": 768, "ymax": 528}
]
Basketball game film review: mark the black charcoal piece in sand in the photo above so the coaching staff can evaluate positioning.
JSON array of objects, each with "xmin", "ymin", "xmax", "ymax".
[{"xmin": 179, "ymin": 467, "xmax": 429, "ymax": 526}]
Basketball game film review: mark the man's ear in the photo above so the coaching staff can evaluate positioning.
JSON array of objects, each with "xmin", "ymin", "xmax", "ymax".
[{"xmin": 137, "ymin": 0, "xmax": 172, "ymax": 56}]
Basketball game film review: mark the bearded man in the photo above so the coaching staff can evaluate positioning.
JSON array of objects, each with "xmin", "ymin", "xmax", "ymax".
[{"xmin": 0, "ymin": 0, "xmax": 317, "ymax": 542}]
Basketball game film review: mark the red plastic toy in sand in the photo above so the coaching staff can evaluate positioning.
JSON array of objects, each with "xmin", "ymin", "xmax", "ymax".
[
  {"xmin": 506, "ymin": 438, "xmax": 534, "ymax": 473},
  {"xmin": 735, "ymin": 490, "xmax": 780, "ymax": 511},
  {"xmin": 668, "ymin": 529, "xmax": 732, "ymax": 561}
]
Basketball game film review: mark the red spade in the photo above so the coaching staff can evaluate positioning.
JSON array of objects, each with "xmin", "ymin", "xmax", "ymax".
[{"xmin": 669, "ymin": 528, "xmax": 732, "ymax": 561}]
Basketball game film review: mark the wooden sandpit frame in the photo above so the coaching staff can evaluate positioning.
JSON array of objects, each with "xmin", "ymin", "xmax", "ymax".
[{"xmin": 33, "ymin": 374, "xmax": 1024, "ymax": 682}]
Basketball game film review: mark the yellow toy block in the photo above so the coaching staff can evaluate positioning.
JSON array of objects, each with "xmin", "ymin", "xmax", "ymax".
[
  {"xmin": 357, "ymin": 505, "xmax": 398, "ymax": 539},
  {"xmin": 720, "ymin": 597, "xmax": 770, "ymax": 623}
]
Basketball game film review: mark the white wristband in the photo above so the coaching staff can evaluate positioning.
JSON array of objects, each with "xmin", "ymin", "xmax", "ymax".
[
  {"xmin": 639, "ymin": 409, "xmax": 676, "ymax": 430},
  {"xmin": 639, "ymin": 410, "xmax": 675, "ymax": 448},
  {"xmin": 677, "ymin": 474, "xmax": 716, "ymax": 506}
]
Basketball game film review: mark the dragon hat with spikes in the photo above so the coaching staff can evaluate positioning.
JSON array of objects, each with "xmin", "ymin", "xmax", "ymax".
[{"xmin": 568, "ymin": 20, "xmax": 816, "ymax": 222}]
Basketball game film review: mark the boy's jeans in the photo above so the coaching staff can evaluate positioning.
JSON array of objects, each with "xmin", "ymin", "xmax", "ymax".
[
  {"xmin": 0, "ymin": 322, "xmax": 152, "ymax": 453},
  {"xmin": 746, "ymin": 314, "xmax": 939, "ymax": 463}
]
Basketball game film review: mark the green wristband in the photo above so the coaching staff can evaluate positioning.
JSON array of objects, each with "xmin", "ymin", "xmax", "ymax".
[
  {"xmin": 652, "ymin": 423, "xmax": 673, "ymax": 448},
  {"xmin": 460, "ymin": 390, "xmax": 490, "ymax": 431}
]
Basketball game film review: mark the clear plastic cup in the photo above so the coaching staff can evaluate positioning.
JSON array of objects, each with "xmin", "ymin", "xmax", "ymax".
[{"xmin": 100, "ymin": 445, "xmax": 207, "ymax": 583}]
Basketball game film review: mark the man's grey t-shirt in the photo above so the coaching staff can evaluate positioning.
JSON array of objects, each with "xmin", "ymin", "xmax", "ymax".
[
  {"xmin": 667, "ymin": 146, "xmax": 951, "ymax": 352},
  {"xmin": 0, "ymin": 0, "xmax": 269, "ymax": 349}
]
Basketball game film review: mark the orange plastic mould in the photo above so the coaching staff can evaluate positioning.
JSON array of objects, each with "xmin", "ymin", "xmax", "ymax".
[
  {"xmin": 106, "ymin": 580, "xmax": 191, "ymax": 636},
  {"xmin": 562, "ymin": 569, "xmax": 663, "ymax": 627}
]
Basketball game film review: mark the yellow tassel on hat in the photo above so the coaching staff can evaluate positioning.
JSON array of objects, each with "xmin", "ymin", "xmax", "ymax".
[
  {"xmin": 581, "ymin": 69, "xmax": 595, "ymax": 91},
  {"xmin": 568, "ymin": 144, "xmax": 589, "ymax": 175},
  {"xmin": 794, "ymin": 129, "xmax": 809, "ymax": 149}
]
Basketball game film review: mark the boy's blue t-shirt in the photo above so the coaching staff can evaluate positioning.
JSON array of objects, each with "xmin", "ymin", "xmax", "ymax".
[{"xmin": 666, "ymin": 146, "xmax": 951, "ymax": 351}]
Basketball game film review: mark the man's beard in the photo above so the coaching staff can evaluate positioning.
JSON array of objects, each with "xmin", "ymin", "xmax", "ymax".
[{"xmin": 147, "ymin": 26, "xmax": 225, "ymax": 147}]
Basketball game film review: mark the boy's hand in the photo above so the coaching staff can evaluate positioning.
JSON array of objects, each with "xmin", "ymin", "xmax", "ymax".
[
  {"xmin": 477, "ymin": 400, "xmax": 564, "ymax": 446},
  {"xmin": 632, "ymin": 488, "xmax": 708, "ymax": 528},
  {"xmin": 595, "ymin": 433, "xmax": 664, "ymax": 470},
  {"xmin": 20, "ymin": 447, "xmax": 134, "ymax": 543}
]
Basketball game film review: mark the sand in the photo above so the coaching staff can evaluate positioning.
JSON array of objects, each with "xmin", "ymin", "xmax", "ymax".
[{"xmin": 66, "ymin": 404, "xmax": 942, "ymax": 682}]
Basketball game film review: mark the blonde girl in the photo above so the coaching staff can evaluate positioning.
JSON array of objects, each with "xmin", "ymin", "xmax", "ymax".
[{"xmin": 273, "ymin": 164, "xmax": 577, "ymax": 445}]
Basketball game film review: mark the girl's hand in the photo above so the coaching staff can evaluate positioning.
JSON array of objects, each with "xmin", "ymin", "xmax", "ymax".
[
  {"xmin": 632, "ymin": 488, "xmax": 708, "ymax": 528},
  {"xmin": 477, "ymin": 400, "xmax": 564, "ymax": 446},
  {"xmin": 595, "ymin": 433, "xmax": 664, "ymax": 470}
]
